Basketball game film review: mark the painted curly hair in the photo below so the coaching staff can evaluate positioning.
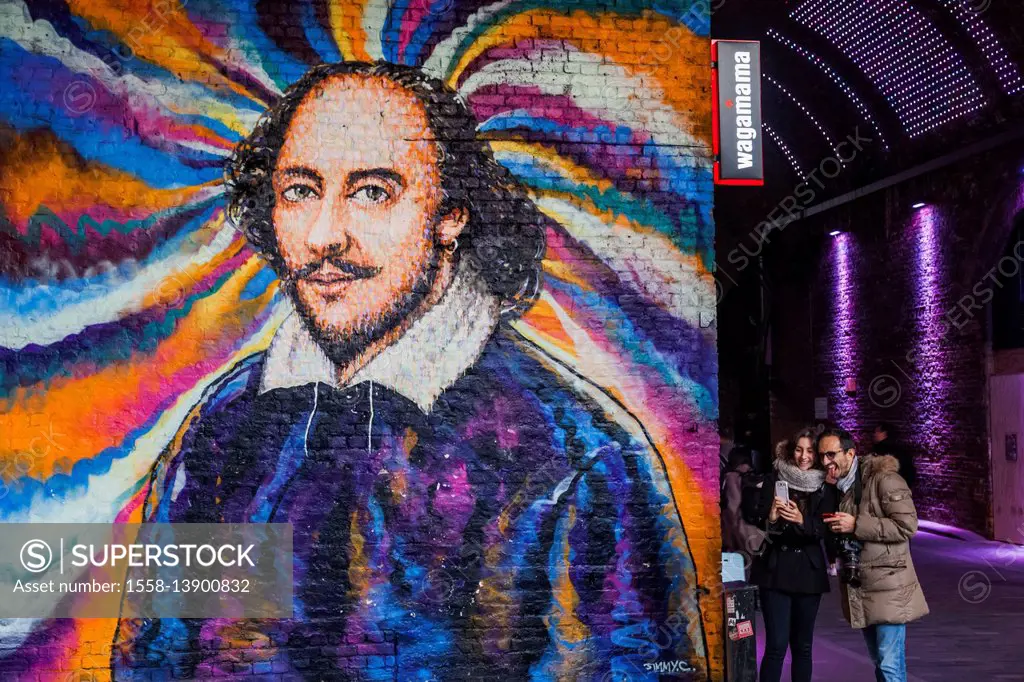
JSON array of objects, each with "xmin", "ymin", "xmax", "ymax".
[{"xmin": 223, "ymin": 61, "xmax": 546, "ymax": 317}]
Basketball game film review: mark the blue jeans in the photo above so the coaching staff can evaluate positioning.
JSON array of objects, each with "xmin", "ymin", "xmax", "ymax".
[{"xmin": 862, "ymin": 624, "xmax": 907, "ymax": 682}]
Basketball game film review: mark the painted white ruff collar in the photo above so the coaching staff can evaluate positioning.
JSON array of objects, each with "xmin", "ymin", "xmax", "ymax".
[{"xmin": 259, "ymin": 264, "xmax": 501, "ymax": 413}]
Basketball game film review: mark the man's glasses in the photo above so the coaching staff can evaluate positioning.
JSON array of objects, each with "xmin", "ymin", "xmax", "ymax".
[{"xmin": 820, "ymin": 450, "xmax": 845, "ymax": 461}]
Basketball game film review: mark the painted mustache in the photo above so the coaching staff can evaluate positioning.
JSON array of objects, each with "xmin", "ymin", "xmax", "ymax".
[{"xmin": 288, "ymin": 257, "xmax": 382, "ymax": 283}]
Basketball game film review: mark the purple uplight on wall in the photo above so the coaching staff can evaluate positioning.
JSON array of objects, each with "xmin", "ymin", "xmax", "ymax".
[
  {"xmin": 829, "ymin": 232, "xmax": 862, "ymax": 425},
  {"xmin": 913, "ymin": 207, "xmax": 943, "ymax": 325},
  {"xmin": 911, "ymin": 206, "xmax": 954, "ymax": 473}
]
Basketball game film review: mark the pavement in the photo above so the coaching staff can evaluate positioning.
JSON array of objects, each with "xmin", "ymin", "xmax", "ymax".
[{"xmin": 753, "ymin": 528, "xmax": 1024, "ymax": 681}]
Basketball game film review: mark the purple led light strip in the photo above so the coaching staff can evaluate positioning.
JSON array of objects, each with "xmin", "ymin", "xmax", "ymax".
[
  {"xmin": 937, "ymin": 0, "xmax": 1023, "ymax": 95},
  {"xmin": 791, "ymin": 0, "xmax": 986, "ymax": 136},
  {"xmin": 767, "ymin": 29, "xmax": 890, "ymax": 151},
  {"xmin": 765, "ymin": 74, "xmax": 844, "ymax": 163},
  {"xmin": 763, "ymin": 123, "xmax": 805, "ymax": 179}
]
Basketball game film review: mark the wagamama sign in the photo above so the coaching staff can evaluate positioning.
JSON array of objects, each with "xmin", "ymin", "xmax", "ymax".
[{"xmin": 713, "ymin": 40, "xmax": 763, "ymax": 185}]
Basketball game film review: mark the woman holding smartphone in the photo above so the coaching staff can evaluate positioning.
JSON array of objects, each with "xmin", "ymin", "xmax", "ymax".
[{"xmin": 743, "ymin": 427, "xmax": 838, "ymax": 682}]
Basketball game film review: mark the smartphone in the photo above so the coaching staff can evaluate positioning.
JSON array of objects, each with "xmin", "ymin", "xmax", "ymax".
[{"xmin": 774, "ymin": 480, "xmax": 790, "ymax": 504}]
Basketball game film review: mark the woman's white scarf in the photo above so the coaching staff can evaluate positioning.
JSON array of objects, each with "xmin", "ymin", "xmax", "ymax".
[{"xmin": 774, "ymin": 458, "xmax": 826, "ymax": 492}]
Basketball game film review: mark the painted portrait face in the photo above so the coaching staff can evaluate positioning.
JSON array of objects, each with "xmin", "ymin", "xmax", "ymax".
[{"xmin": 271, "ymin": 75, "xmax": 467, "ymax": 362}]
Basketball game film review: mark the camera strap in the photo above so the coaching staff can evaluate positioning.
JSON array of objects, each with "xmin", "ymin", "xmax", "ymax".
[{"xmin": 853, "ymin": 464, "xmax": 863, "ymax": 509}]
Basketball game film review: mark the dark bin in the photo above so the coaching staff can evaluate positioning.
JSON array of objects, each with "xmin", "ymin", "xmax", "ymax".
[{"xmin": 724, "ymin": 581, "xmax": 757, "ymax": 682}]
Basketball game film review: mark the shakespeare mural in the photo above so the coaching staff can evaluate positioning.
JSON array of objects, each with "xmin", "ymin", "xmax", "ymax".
[{"xmin": 0, "ymin": 0, "xmax": 719, "ymax": 680}]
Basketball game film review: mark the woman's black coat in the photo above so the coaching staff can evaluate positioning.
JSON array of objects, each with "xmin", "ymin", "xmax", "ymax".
[{"xmin": 742, "ymin": 472, "xmax": 838, "ymax": 594}]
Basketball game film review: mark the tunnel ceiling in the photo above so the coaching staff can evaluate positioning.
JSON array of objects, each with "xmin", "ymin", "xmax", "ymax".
[{"xmin": 715, "ymin": 0, "xmax": 1024, "ymax": 188}]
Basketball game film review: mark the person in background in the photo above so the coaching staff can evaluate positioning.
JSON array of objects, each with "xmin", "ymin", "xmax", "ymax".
[
  {"xmin": 721, "ymin": 448, "xmax": 765, "ymax": 568},
  {"xmin": 733, "ymin": 415, "xmax": 769, "ymax": 474},
  {"xmin": 821, "ymin": 427, "xmax": 928, "ymax": 682},
  {"xmin": 720, "ymin": 422, "xmax": 736, "ymax": 473},
  {"xmin": 873, "ymin": 422, "xmax": 916, "ymax": 491},
  {"xmin": 744, "ymin": 427, "xmax": 837, "ymax": 682}
]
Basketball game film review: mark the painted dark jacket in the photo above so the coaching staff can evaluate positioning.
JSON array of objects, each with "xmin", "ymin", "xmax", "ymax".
[{"xmin": 112, "ymin": 269, "xmax": 707, "ymax": 680}]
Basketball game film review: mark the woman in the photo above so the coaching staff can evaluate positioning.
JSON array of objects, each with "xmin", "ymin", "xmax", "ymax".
[{"xmin": 743, "ymin": 427, "xmax": 838, "ymax": 682}]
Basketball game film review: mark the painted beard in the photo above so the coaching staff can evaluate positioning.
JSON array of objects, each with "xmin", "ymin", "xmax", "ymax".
[{"xmin": 284, "ymin": 246, "xmax": 442, "ymax": 368}]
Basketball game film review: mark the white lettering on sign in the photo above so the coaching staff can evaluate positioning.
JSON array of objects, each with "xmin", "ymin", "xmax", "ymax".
[{"xmin": 733, "ymin": 51, "xmax": 756, "ymax": 169}]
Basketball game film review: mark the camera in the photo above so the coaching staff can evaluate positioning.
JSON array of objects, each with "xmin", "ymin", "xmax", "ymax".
[{"xmin": 836, "ymin": 536, "xmax": 863, "ymax": 588}]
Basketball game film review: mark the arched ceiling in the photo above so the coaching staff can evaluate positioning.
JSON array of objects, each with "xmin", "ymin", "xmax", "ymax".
[
  {"xmin": 718, "ymin": 0, "xmax": 1024, "ymax": 185},
  {"xmin": 793, "ymin": 0, "xmax": 987, "ymax": 136}
]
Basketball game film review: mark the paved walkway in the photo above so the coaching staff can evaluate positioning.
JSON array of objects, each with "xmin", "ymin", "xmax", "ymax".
[{"xmin": 753, "ymin": 529, "xmax": 1024, "ymax": 680}]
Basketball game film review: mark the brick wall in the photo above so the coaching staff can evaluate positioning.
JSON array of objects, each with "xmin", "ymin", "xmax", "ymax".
[
  {"xmin": 769, "ymin": 143, "xmax": 1024, "ymax": 536},
  {"xmin": 0, "ymin": 0, "xmax": 721, "ymax": 679}
]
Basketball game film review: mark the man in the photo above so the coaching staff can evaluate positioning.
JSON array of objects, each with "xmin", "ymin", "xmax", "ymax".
[
  {"xmin": 820, "ymin": 427, "xmax": 928, "ymax": 682},
  {"xmin": 873, "ymin": 422, "xmax": 916, "ymax": 491},
  {"xmin": 112, "ymin": 62, "xmax": 707, "ymax": 680}
]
